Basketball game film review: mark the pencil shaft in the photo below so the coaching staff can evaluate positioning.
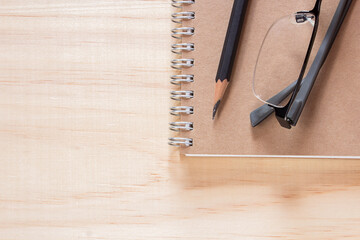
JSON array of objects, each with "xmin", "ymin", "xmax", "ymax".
[{"xmin": 216, "ymin": 0, "xmax": 248, "ymax": 82}]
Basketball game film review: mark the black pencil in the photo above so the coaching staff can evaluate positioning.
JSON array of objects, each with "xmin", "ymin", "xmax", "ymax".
[{"xmin": 213, "ymin": 0, "xmax": 249, "ymax": 120}]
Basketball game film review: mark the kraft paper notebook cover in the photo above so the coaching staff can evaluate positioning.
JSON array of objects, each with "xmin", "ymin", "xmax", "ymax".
[{"xmin": 169, "ymin": 0, "xmax": 360, "ymax": 158}]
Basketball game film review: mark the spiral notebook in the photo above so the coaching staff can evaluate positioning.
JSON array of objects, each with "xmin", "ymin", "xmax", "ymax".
[{"xmin": 169, "ymin": 0, "xmax": 360, "ymax": 158}]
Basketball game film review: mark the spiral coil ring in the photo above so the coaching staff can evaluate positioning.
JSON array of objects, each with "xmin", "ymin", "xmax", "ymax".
[
  {"xmin": 170, "ymin": 74, "xmax": 194, "ymax": 85},
  {"xmin": 170, "ymin": 90, "xmax": 194, "ymax": 101},
  {"xmin": 172, "ymin": 43, "xmax": 194, "ymax": 54},
  {"xmin": 170, "ymin": 106, "xmax": 194, "ymax": 116},
  {"xmin": 172, "ymin": 27, "xmax": 194, "ymax": 39},
  {"xmin": 171, "ymin": 58, "xmax": 194, "ymax": 69},
  {"xmin": 169, "ymin": 122, "xmax": 194, "ymax": 132},
  {"xmin": 169, "ymin": 0, "xmax": 195, "ymax": 147},
  {"xmin": 172, "ymin": 11, "xmax": 195, "ymax": 23},
  {"xmin": 171, "ymin": 0, "xmax": 195, "ymax": 8},
  {"xmin": 168, "ymin": 137, "xmax": 193, "ymax": 147}
]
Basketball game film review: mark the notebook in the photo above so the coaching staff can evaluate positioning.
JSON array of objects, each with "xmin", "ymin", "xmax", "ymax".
[{"xmin": 169, "ymin": 0, "xmax": 360, "ymax": 158}]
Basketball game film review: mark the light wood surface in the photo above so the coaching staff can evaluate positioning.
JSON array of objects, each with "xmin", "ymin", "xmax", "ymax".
[{"xmin": 0, "ymin": 1, "xmax": 360, "ymax": 239}]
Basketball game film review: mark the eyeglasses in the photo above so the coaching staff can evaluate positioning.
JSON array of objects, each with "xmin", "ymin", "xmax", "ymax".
[{"xmin": 251, "ymin": 0, "xmax": 353, "ymax": 129}]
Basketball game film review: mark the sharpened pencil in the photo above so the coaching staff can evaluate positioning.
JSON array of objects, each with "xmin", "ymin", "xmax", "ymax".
[{"xmin": 213, "ymin": 0, "xmax": 249, "ymax": 120}]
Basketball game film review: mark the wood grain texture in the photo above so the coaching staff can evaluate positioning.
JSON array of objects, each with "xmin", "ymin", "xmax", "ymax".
[{"xmin": 0, "ymin": 0, "xmax": 359, "ymax": 239}]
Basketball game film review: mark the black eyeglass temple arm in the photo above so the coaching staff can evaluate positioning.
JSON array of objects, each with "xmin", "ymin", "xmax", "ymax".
[
  {"xmin": 250, "ymin": 81, "xmax": 297, "ymax": 127},
  {"xmin": 250, "ymin": 0, "xmax": 352, "ymax": 127},
  {"xmin": 287, "ymin": 0, "xmax": 352, "ymax": 126}
]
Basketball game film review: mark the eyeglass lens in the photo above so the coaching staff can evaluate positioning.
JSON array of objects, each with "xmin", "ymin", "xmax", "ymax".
[{"xmin": 252, "ymin": 13, "xmax": 315, "ymax": 108}]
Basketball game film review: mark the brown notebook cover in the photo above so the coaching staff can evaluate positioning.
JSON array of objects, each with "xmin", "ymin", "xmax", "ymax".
[{"xmin": 175, "ymin": 0, "xmax": 360, "ymax": 157}]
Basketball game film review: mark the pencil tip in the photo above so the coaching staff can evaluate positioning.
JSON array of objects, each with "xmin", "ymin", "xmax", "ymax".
[{"xmin": 212, "ymin": 100, "xmax": 221, "ymax": 120}]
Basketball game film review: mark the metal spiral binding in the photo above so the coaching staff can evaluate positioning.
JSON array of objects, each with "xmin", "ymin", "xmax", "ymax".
[{"xmin": 169, "ymin": 0, "xmax": 195, "ymax": 147}]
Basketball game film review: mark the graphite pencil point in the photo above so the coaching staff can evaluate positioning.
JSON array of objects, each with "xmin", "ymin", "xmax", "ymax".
[{"xmin": 212, "ymin": 100, "xmax": 221, "ymax": 120}]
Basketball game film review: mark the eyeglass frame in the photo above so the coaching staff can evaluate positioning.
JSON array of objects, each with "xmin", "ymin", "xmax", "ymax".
[{"xmin": 250, "ymin": 0, "xmax": 353, "ymax": 129}]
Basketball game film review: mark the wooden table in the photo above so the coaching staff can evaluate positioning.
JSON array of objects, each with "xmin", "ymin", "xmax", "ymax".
[{"xmin": 1, "ymin": 0, "xmax": 360, "ymax": 239}]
